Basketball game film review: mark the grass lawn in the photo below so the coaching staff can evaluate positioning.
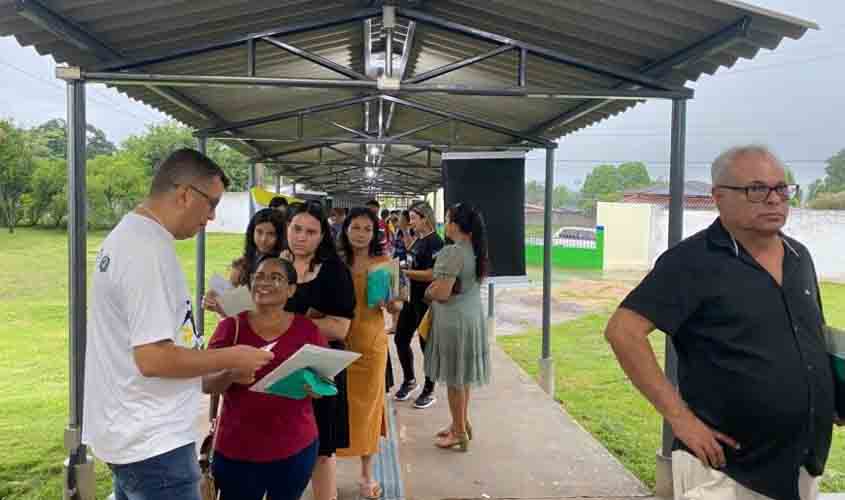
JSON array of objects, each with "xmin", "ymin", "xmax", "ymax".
[
  {"xmin": 499, "ymin": 281, "xmax": 845, "ymax": 492},
  {"xmin": 0, "ymin": 227, "xmax": 244, "ymax": 499}
]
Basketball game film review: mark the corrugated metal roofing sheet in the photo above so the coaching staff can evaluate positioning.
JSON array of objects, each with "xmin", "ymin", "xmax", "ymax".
[{"xmin": 0, "ymin": 0, "xmax": 816, "ymax": 194}]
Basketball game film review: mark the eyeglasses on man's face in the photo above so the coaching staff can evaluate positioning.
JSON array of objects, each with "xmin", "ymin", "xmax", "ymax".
[
  {"xmin": 716, "ymin": 183, "xmax": 799, "ymax": 203},
  {"xmin": 177, "ymin": 183, "xmax": 221, "ymax": 211}
]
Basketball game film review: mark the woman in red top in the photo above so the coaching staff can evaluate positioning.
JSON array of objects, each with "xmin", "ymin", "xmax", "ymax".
[{"xmin": 203, "ymin": 257, "xmax": 326, "ymax": 500}]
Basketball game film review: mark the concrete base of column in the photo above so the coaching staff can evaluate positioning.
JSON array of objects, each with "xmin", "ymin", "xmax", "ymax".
[
  {"xmin": 654, "ymin": 451, "xmax": 674, "ymax": 499},
  {"xmin": 538, "ymin": 357, "xmax": 555, "ymax": 396},
  {"xmin": 63, "ymin": 455, "xmax": 96, "ymax": 500}
]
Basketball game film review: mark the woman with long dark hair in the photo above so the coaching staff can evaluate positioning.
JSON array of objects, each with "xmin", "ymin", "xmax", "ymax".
[
  {"xmin": 204, "ymin": 208, "xmax": 286, "ymax": 315},
  {"xmin": 423, "ymin": 203, "xmax": 491, "ymax": 452},
  {"xmin": 282, "ymin": 201, "xmax": 356, "ymax": 500},
  {"xmin": 335, "ymin": 207, "xmax": 402, "ymax": 498}
]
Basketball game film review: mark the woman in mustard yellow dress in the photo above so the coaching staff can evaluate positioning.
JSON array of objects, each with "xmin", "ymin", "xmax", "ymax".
[{"xmin": 336, "ymin": 207, "xmax": 403, "ymax": 499}]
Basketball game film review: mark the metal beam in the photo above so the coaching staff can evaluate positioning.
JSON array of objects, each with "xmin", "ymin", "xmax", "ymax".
[
  {"xmin": 403, "ymin": 44, "xmax": 516, "ymax": 84},
  {"xmin": 529, "ymin": 17, "xmax": 750, "ymax": 135},
  {"xmin": 266, "ymin": 161, "xmax": 441, "ymax": 170},
  {"xmin": 399, "ymin": 84, "xmax": 692, "ymax": 99},
  {"xmin": 312, "ymin": 117, "xmax": 374, "ymax": 139},
  {"xmin": 198, "ymin": 95, "xmax": 380, "ymax": 136},
  {"xmin": 380, "ymin": 94, "xmax": 554, "ymax": 147},
  {"xmin": 398, "ymin": 8, "xmax": 684, "ymax": 91},
  {"xmin": 518, "ymin": 48, "xmax": 527, "ymax": 87},
  {"xmin": 293, "ymin": 166, "xmax": 362, "ymax": 184},
  {"xmin": 662, "ymin": 98, "xmax": 687, "ymax": 456},
  {"xmin": 64, "ymin": 77, "xmax": 95, "ymax": 500},
  {"xmin": 95, "ymin": 8, "xmax": 383, "ymax": 72},
  {"xmin": 539, "ymin": 146, "xmax": 555, "ymax": 396},
  {"xmin": 195, "ymin": 137, "xmax": 208, "ymax": 344},
  {"xmin": 80, "ymin": 71, "xmax": 378, "ymax": 91},
  {"xmin": 211, "ymin": 135, "xmax": 446, "ymax": 148},
  {"xmin": 262, "ymin": 36, "xmax": 371, "ymax": 81},
  {"xmin": 247, "ymin": 38, "xmax": 256, "ymax": 77},
  {"xmin": 258, "ymin": 143, "xmax": 338, "ymax": 161}
]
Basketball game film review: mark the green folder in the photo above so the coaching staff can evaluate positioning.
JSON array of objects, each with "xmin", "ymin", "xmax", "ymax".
[{"xmin": 265, "ymin": 368, "xmax": 338, "ymax": 400}]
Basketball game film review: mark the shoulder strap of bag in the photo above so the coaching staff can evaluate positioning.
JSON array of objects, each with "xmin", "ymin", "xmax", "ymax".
[{"xmin": 208, "ymin": 316, "xmax": 241, "ymax": 424}]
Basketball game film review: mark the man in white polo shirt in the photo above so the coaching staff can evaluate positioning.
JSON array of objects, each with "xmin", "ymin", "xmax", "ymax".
[{"xmin": 83, "ymin": 148, "xmax": 274, "ymax": 500}]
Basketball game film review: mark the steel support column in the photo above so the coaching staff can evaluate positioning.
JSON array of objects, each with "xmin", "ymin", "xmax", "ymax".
[
  {"xmin": 195, "ymin": 137, "xmax": 208, "ymax": 342},
  {"xmin": 249, "ymin": 161, "xmax": 257, "ymax": 218},
  {"xmin": 64, "ymin": 79, "xmax": 95, "ymax": 500},
  {"xmin": 656, "ymin": 98, "xmax": 687, "ymax": 497},
  {"xmin": 539, "ymin": 147, "xmax": 556, "ymax": 396}
]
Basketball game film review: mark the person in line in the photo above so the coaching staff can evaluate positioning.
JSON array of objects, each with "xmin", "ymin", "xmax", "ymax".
[
  {"xmin": 605, "ymin": 145, "xmax": 837, "ymax": 500},
  {"xmin": 394, "ymin": 201, "xmax": 443, "ymax": 409},
  {"xmin": 270, "ymin": 196, "xmax": 289, "ymax": 217},
  {"xmin": 425, "ymin": 204, "xmax": 491, "ymax": 452},
  {"xmin": 83, "ymin": 148, "xmax": 273, "ymax": 500},
  {"xmin": 329, "ymin": 207, "xmax": 346, "ymax": 241},
  {"xmin": 283, "ymin": 201, "xmax": 356, "ymax": 500},
  {"xmin": 366, "ymin": 199, "xmax": 392, "ymax": 255},
  {"xmin": 204, "ymin": 257, "xmax": 325, "ymax": 500},
  {"xmin": 336, "ymin": 207, "xmax": 403, "ymax": 498},
  {"xmin": 204, "ymin": 208, "xmax": 286, "ymax": 315}
]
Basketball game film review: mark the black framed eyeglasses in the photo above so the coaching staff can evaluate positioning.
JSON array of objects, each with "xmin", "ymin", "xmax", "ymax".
[
  {"xmin": 716, "ymin": 183, "xmax": 799, "ymax": 203},
  {"xmin": 177, "ymin": 183, "xmax": 220, "ymax": 211}
]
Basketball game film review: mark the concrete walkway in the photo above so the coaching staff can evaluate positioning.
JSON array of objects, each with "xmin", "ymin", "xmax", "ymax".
[{"xmin": 324, "ymin": 339, "xmax": 653, "ymax": 500}]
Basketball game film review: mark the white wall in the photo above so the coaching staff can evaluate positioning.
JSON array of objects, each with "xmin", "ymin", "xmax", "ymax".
[
  {"xmin": 599, "ymin": 202, "xmax": 845, "ymax": 281},
  {"xmin": 206, "ymin": 192, "xmax": 250, "ymax": 234},
  {"xmin": 597, "ymin": 202, "xmax": 654, "ymax": 271}
]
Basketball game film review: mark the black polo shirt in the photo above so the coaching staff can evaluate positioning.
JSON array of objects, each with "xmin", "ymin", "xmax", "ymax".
[{"xmin": 621, "ymin": 218, "xmax": 834, "ymax": 500}]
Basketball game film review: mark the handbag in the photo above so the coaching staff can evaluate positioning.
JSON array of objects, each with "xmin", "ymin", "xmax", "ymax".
[{"xmin": 199, "ymin": 317, "xmax": 240, "ymax": 500}]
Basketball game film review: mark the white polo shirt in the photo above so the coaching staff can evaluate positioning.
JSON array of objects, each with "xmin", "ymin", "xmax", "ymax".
[{"xmin": 82, "ymin": 212, "xmax": 201, "ymax": 464}]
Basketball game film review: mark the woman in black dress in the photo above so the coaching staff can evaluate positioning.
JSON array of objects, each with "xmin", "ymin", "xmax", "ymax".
[{"xmin": 282, "ymin": 201, "xmax": 355, "ymax": 500}]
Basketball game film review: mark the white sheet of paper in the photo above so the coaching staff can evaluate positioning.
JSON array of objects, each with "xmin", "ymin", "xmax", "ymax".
[
  {"xmin": 250, "ymin": 344, "xmax": 361, "ymax": 394},
  {"xmin": 208, "ymin": 273, "xmax": 232, "ymax": 296},
  {"xmin": 220, "ymin": 286, "xmax": 255, "ymax": 317}
]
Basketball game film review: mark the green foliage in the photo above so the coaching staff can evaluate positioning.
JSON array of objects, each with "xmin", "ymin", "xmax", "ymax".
[
  {"xmin": 809, "ymin": 191, "xmax": 845, "ymax": 210},
  {"xmin": 29, "ymin": 118, "xmax": 116, "ymax": 160},
  {"xmin": 121, "ymin": 121, "xmax": 250, "ymax": 190},
  {"xmin": 824, "ymin": 150, "xmax": 845, "ymax": 193},
  {"xmin": 27, "ymin": 158, "xmax": 66, "ymax": 226},
  {"xmin": 579, "ymin": 162, "xmax": 651, "ymax": 213},
  {"xmin": 525, "ymin": 180, "xmax": 577, "ymax": 209},
  {"xmin": 87, "ymin": 152, "xmax": 150, "ymax": 228},
  {"xmin": 785, "ymin": 167, "xmax": 801, "ymax": 207},
  {"xmin": 0, "ymin": 120, "xmax": 36, "ymax": 232}
]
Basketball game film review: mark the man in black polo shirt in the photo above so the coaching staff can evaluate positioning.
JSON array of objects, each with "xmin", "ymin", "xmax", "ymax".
[{"xmin": 605, "ymin": 145, "xmax": 836, "ymax": 500}]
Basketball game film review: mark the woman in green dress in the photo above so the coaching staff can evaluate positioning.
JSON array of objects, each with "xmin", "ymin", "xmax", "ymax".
[{"xmin": 424, "ymin": 203, "xmax": 491, "ymax": 452}]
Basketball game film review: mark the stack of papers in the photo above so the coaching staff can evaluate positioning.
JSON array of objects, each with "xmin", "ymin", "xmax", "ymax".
[
  {"xmin": 251, "ymin": 344, "xmax": 360, "ymax": 399},
  {"xmin": 209, "ymin": 273, "xmax": 255, "ymax": 316}
]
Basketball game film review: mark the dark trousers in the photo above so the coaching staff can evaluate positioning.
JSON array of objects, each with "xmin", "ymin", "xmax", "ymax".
[
  {"xmin": 394, "ymin": 300, "xmax": 435, "ymax": 392},
  {"xmin": 212, "ymin": 440, "xmax": 318, "ymax": 500}
]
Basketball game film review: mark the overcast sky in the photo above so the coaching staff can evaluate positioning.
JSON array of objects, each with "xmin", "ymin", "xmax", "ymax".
[{"xmin": 0, "ymin": 0, "xmax": 842, "ymax": 190}]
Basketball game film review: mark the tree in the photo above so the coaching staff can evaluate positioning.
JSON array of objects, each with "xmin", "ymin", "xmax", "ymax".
[
  {"xmin": 0, "ymin": 120, "xmax": 35, "ymax": 233},
  {"xmin": 809, "ymin": 191, "xmax": 845, "ymax": 210},
  {"xmin": 579, "ymin": 164, "xmax": 622, "ymax": 212},
  {"xmin": 552, "ymin": 185, "xmax": 576, "ymax": 209},
  {"xmin": 88, "ymin": 152, "xmax": 149, "ymax": 227},
  {"xmin": 525, "ymin": 180, "xmax": 545, "ymax": 205},
  {"xmin": 27, "ymin": 157, "xmax": 66, "ymax": 226},
  {"xmin": 122, "ymin": 121, "xmax": 251, "ymax": 190},
  {"xmin": 822, "ymin": 150, "xmax": 845, "ymax": 193},
  {"xmin": 617, "ymin": 162, "xmax": 651, "ymax": 190},
  {"xmin": 122, "ymin": 121, "xmax": 195, "ymax": 174},
  {"xmin": 806, "ymin": 179, "xmax": 825, "ymax": 203},
  {"xmin": 30, "ymin": 118, "xmax": 116, "ymax": 159}
]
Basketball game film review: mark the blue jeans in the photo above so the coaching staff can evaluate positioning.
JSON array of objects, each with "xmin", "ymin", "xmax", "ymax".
[
  {"xmin": 212, "ymin": 440, "xmax": 319, "ymax": 500},
  {"xmin": 109, "ymin": 443, "xmax": 201, "ymax": 500}
]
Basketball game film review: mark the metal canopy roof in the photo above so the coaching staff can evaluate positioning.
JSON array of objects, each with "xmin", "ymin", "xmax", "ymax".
[{"xmin": 0, "ymin": 0, "xmax": 816, "ymax": 196}]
